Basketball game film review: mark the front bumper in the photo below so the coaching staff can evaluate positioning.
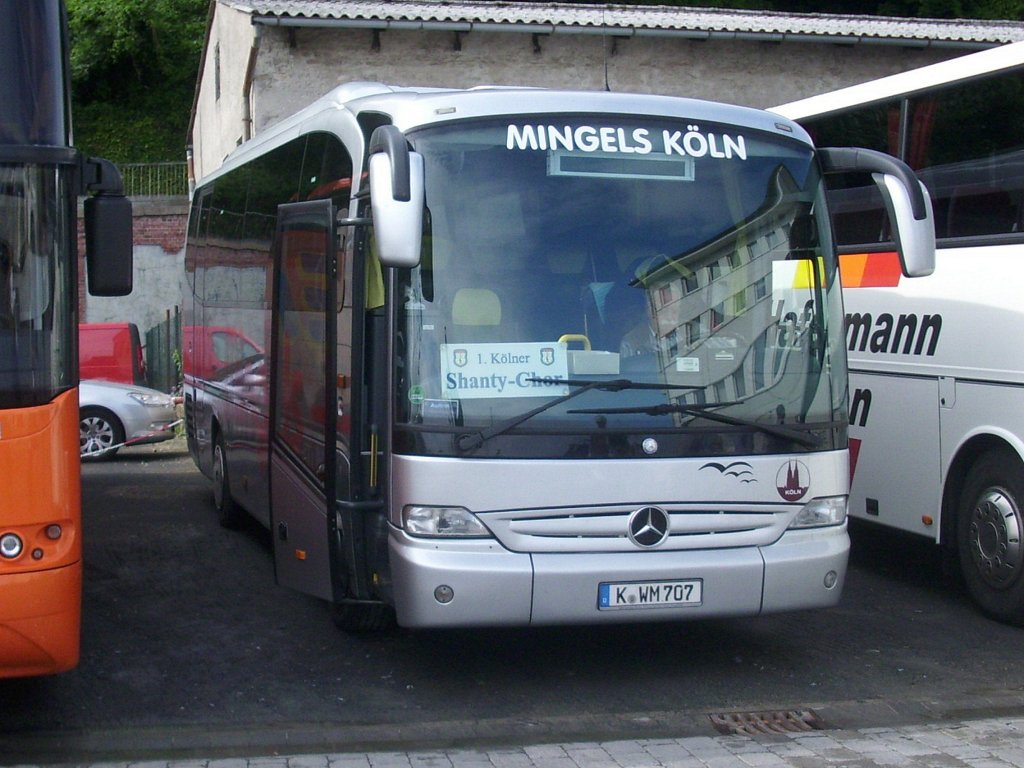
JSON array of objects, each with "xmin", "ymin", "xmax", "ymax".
[
  {"xmin": 388, "ymin": 524, "xmax": 848, "ymax": 628},
  {"xmin": 0, "ymin": 563, "xmax": 81, "ymax": 677}
]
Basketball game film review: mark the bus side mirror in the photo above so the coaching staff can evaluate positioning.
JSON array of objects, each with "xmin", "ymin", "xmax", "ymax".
[
  {"xmin": 818, "ymin": 146, "xmax": 936, "ymax": 279},
  {"xmin": 873, "ymin": 173, "xmax": 935, "ymax": 278},
  {"xmin": 84, "ymin": 194, "xmax": 134, "ymax": 296},
  {"xmin": 368, "ymin": 125, "xmax": 424, "ymax": 269}
]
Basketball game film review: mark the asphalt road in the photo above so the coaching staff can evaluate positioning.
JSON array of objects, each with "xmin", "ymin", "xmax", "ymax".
[{"xmin": 2, "ymin": 436, "xmax": 1023, "ymax": 762}]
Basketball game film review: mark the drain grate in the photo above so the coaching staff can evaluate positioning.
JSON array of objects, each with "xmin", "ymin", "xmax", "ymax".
[{"xmin": 708, "ymin": 709, "xmax": 826, "ymax": 735}]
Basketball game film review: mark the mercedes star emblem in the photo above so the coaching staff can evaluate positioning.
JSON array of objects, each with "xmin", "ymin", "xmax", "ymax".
[{"xmin": 627, "ymin": 506, "xmax": 670, "ymax": 548}]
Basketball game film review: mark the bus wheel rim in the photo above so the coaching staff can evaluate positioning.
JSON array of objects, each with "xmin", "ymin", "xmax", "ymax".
[{"xmin": 969, "ymin": 488, "xmax": 1023, "ymax": 590}]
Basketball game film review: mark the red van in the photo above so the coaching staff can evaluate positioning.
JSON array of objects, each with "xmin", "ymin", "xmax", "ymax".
[{"xmin": 79, "ymin": 322, "xmax": 146, "ymax": 385}]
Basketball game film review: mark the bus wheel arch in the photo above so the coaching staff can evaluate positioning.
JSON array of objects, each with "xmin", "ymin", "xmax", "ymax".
[
  {"xmin": 941, "ymin": 435, "xmax": 1017, "ymax": 551},
  {"xmin": 952, "ymin": 444, "xmax": 1024, "ymax": 626},
  {"xmin": 211, "ymin": 423, "xmax": 243, "ymax": 529}
]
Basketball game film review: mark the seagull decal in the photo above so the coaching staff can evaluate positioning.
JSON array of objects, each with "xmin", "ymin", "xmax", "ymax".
[{"xmin": 699, "ymin": 461, "xmax": 757, "ymax": 483}]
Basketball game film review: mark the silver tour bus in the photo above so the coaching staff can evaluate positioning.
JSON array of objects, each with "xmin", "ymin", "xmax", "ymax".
[{"xmin": 184, "ymin": 83, "xmax": 934, "ymax": 630}]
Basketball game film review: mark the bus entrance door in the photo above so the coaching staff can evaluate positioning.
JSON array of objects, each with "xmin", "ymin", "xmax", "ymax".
[{"xmin": 268, "ymin": 200, "xmax": 340, "ymax": 602}]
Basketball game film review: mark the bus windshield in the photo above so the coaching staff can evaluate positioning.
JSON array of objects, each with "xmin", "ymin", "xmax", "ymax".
[
  {"xmin": 393, "ymin": 116, "xmax": 847, "ymax": 459},
  {"xmin": 0, "ymin": 161, "xmax": 76, "ymax": 408}
]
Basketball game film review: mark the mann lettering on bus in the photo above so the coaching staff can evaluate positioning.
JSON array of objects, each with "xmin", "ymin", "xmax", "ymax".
[
  {"xmin": 845, "ymin": 312, "xmax": 942, "ymax": 356},
  {"xmin": 184, "ymin": 80, "xmax": 934, "ymax": 632}
]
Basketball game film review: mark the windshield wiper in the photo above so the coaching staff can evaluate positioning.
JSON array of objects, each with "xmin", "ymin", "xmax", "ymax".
[
  {"xmin": 567, "ymin": 403, "xmax": 820, "ymax": 448},
  {"xmin": 456, "ymin": 378, "xmax": 700, "ymax": 452}
]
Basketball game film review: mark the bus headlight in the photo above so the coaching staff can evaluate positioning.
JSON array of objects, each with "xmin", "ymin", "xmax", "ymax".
[
  {"xmin": 0, "ymin": 533, "xmax": 24, "ymax": 559},
  {"xmin": 788, "ymin": 496, "xmax": 848, "ymax": 529},
  {"xmin": 403, "ymin": 506, "xmax": 491, "ymax": 538}
]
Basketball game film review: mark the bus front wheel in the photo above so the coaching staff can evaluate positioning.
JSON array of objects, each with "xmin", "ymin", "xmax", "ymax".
[
  {"xmin": 213, "ymin": 433, "xmax": 243, "ymax": 529},
  {"xmin": 957, "ymin": 450, "xmax": 1024, "ymax": 626}
]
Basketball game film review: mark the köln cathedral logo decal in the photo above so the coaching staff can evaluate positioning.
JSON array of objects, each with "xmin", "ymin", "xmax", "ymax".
[{"xmin": 776, "ymin": 460, "xmax": 809, "ymax": 502}]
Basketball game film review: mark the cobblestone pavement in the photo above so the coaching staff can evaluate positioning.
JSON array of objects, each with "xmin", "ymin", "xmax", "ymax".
[{"xmin": 13, "ymin": 717, "xmax": 1024, "ymax": 768}]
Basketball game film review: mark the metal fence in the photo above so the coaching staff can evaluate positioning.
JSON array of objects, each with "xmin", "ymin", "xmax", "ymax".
[
  {"xmin": 120, "ymin": 162, "xmax": 188, "ymax": 197},
  {"xmin": 145, "ymin": 307, "xmax": 182, "ymax": 393}
]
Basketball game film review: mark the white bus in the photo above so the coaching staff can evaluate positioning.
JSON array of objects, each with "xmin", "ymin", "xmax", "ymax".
[
  {"xmin": 183, "ymin": 83, "xmax": 932, "ymax": 630},
  {"xmin": 774, "ymin": 41, "xmax": 1024, "ymax": 625}
]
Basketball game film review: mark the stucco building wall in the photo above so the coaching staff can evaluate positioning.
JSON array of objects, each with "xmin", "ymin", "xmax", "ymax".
[{"xmin": 193, "ymin": 18, "xmax": 958, "ymax": 180}]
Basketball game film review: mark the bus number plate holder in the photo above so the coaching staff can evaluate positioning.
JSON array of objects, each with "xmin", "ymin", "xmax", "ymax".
[{"xmin": 598, "ymin": 579, "xmax": 702, "ymax": 609}]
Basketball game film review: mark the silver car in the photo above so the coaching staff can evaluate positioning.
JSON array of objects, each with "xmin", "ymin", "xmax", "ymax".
[{"xmin": 79, "ymin": 379, "xmax": 179, "ymax": 460}]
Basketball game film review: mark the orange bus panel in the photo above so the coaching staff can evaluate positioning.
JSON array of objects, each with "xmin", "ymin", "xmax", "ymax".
[
  {"xmin": 0, "ymin": 565, "xmax": 81, "ymax": 675},
  {"xmin": 0, "ymin": 389, "xmax": 82, "ymax": 676}
]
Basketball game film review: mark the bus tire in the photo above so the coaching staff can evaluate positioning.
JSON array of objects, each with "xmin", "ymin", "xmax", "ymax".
[
  {"xmin": 330, "ymin": 601, "xmax": 394, "ymax": 632},
  {"xmin": 80, "ymin": 407, "xmax": 124, "ymax": 461},
  {"xmin": 213, "ymin": 433, "xmax": 243, "ymax": 529},
  {"xmin": 957, "ymin": 450, "xmax": 1024, "ymax": 626}
]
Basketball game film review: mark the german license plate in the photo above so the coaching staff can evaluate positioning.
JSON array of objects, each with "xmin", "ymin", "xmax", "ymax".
[{"xmin": 598, "ymin": 579, "xmax": 702, "ymax": 609}]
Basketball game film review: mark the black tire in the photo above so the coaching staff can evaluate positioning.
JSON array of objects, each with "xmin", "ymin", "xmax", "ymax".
[
  {"xmin": 330, "ymin": 601, "xmax": 394, "ymax": 633},
  {"xmin": 80, "ymin": 407, "xmax": 124, "ymax": 461},
  {"xmin": 957, "ymin": 450, "xmax": 1024, "ymax": 626},
  {"xmin": 212, "ymin": 433, "xmax": 244, "ymax": 528}
]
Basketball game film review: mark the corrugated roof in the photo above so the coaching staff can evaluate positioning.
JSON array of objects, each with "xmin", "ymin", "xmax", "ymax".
[{"xmin": 225, "ymin": 0, "xmax": 1024, "ymax": 46}]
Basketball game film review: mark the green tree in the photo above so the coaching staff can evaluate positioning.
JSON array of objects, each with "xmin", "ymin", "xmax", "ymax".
[
  {"xmin": 872, "ymin": 0, "xmax": 1024, "ymax": 16},
  {"xmin": 67, "ymin": 0, "xmax": 207, "ymax": 162}
]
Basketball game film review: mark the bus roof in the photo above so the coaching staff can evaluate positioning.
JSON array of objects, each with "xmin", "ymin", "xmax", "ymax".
[
  {"xmin": 772, "ymin": 40, "xmax": 1024, "ymax": 121},
  {"xmin": 349, "ymin": 85, "xmax": 800, "ymax": 137},
  {"xmin": 204, "ymin": 82, "xmax": 812, "ymax": 185}
]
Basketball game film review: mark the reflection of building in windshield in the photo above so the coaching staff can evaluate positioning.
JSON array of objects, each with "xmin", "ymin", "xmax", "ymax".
[{"xmin": 638, "ymin": 168, "xmax": 818, "ymax": 407}]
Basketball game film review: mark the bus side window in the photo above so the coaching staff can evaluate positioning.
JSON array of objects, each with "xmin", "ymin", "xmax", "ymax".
[
  {"xmin": 946, "ymin": 186, "xmax": 1019, "ymax": 238},
  {"xmin": 907, "ymin": 72, "xmax": 1024, "ymax": 241},
  {"xmin": 825, "ymin": 179, "xmax": 890, "ymax": 246}
]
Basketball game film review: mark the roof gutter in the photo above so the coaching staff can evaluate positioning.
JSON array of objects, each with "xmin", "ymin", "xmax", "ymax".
[{"xmin": 251, "ymin": 15, "xmax": 1000, "ymax": 50}]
